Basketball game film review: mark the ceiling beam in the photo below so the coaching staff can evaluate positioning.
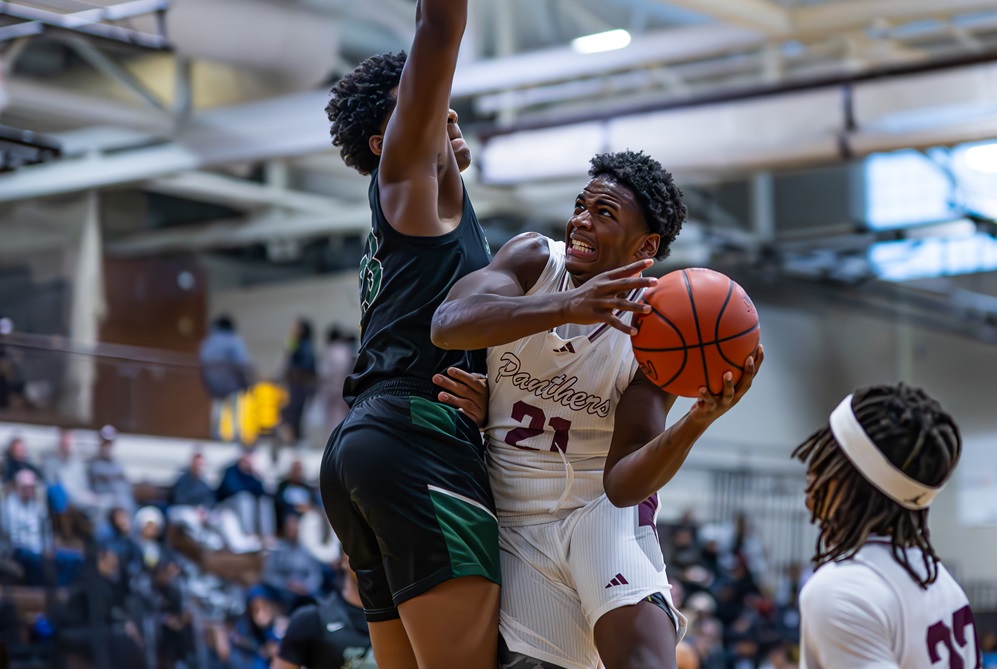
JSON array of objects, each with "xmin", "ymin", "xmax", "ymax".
[
  {"xmin": 792, "ymin": 0, "xmax": 997, "ymax": 37},
  {"xmin": 106, "ymin": 184, "xmax": 523, "ymax": 255},
  {"xmin": 657, "ymin": 0, "xmax": 792, "ymax": 35},
  {"xmin": 106, "ymin": 207, "xmax": 374, "ymax": 256},
  {"xmin": 145, "ymin": 171, "xmax": 345, "ymax": 214},
  {"xmin": 0, "ymin": 88, "xmax": 330, "ymax": 202},
  {"xmin": 4, "ymin": 78, "xmax": 175, "ymax": 135},
  {"xmin": 451, "ymin": 23, "xmax": 767, "ymax": 96}
]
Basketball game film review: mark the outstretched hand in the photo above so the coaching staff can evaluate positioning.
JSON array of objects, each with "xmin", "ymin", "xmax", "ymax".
[
  {"xmin": 433, "ymin": 367, "xmax": 489, "ymax": 429},
  {"xmin": 687, "ymin": 345, "xmax": 764, "ymax": 424},
  {"xmin": 562, "ymin": 259, "xmax": 658, "ymax": 335}
]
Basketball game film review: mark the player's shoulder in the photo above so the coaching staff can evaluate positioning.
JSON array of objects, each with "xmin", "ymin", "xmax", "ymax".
[
  {"xmin": 493, "ymin": 232, "xmax": 555, "ymax": 290},
  {"xmin": 498, "ymin": 232, "xmax": 554, "ymax": 261},
  {"xmin": 802, "ymin": 558, "xmax": 898, "ymax": 621}
]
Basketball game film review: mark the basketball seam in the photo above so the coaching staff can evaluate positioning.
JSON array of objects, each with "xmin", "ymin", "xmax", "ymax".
[
  {"xmin": 640, "ymin": 295, "xmax": 688, "ymax": 390},
  {"xmin": 715, "ymin": 281, "xmax": 734, "ymax": 344},
  {"xmin": 716, "ymin": 329, "xmax": 756, "ymax": 372},
  {"xmin": 633, "ymin": 322, "xmax": 760, "ymax": 352},
  {"xmin": 683, "ymin": 270, "xmax": 711, "ymax": 394}
]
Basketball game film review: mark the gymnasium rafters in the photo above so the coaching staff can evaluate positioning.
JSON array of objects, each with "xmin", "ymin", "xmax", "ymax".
[{"xmin": 2, "ymin": 0, "xmax": 997, "ymax": 339}]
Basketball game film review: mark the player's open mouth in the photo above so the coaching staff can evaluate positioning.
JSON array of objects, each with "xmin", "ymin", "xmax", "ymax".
[{"xmin": 569, "ymin": 237, "xmax": 596, "ymax": 259}]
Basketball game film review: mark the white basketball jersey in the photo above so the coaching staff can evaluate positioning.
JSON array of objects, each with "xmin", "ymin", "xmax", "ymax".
[
  {"xmin": 486, "ymin": 238, "xmax": 641, "ymax": 525},
  {"xmin": 800, "ymin": 539, "xmax": 980, "ymax": 669}
]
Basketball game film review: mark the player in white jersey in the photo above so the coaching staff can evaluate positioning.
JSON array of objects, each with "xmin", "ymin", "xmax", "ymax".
[
  {"xmin": 432, "ymin": 151, "xmax": 763, "ymax": 669},
  {"xmin": 794, "ymin": 383, "xmax": 981, "ymax": 669}
]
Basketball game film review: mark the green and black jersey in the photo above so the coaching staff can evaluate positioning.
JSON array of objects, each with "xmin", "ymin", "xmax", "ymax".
[{"xmin": 344, "ymin": 171, "xmax": 491, "ymax": 405}]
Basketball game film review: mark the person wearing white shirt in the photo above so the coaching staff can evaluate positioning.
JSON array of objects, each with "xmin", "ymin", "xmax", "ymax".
[
  {"xmin": 4, "ymin": 468, "xmax": 45, "ymax": 553},
  {"xmin": 794, "ymin": 383, "xmax": 981, "ymax": 669}
]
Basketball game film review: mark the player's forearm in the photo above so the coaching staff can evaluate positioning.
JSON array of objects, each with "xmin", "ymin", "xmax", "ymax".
[
  {"xmin": 604, "ymin": 413, "xmax": 709, "ymax": 507},
  {"xmin": 432, "ymin": 293, "xmax": 568, "ymax": 350}
]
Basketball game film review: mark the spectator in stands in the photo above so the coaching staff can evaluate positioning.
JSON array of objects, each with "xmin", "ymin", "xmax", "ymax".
[
  {"xmin": 262, "ymin": 513, "xmax": 323, "ymax": 611},
  {"xmin": 3, "ymin": 469, "xmax": 85, "ymax": 588},
  {"xmin": 0, "ymin": 317, "xmax": 25, "ymax": 411},
  {"xmin": 317, "ymin": 326, "xmax": 355, "ymax": 436},
  {"xmin": 226, "ymin": 585, "xmax": 286, "ymax": 669},
  {"xmin": 298, "ymin": 504, "xmax": 341, "ymax": 573},
  {"xmin": 278, "ymin": 317, "xmax": 317, "ymax": 446},
  {"xmin": 731, "ymin": 513, "xmax": 768, "ymax": 584},
  {"xmin": 42, "ymin": 428, "xmax": 100, "ymax": 516},
  {"xmin": 215, "ymin": 449, "xmax": 274, "ymax": 552},
  {"xmin": 274, "ymin": 459, "xmax": 317, "ymax": 535},
  {"xmin": 200, "ymin": 315, "xmax": 254, "ymax": 443},
  {"xmin": 55, "ymin": 547, "xmax": 144, "ymax": 669},
  {"xmin": 152, "ymin": 556, "xmax": 196, "ymax": 669},
  {"xmin": 170, "ymin": 450, "xmax": 215, "ymax": 508},
  {"xmin": 168, "ymin": 450, "xmax": 223, "ymax": 550},
  {"xmin": 105, "ymin": 506, "xmax": 141, "ymax": 578},
  {"xmin": 88, "ymin": 425, "xmax": 135, "ymax": 513},
  {"xmin": 982, "ymin": 632, "xmax": 997, "ymax": 669},
  {"xmin": 677, "ymin": 642, "xmax": 701, "ymax": 669},
  {"xmin": 134, "ymin": 505, "xmax": 169, "ymax": 573},
  {"xmin": 274, "ymin": 552, "xmax": 374, "ymax": 669},
  {"xmin": 217, "ymin": 449, "xmax": 267, "ymax": 503},
  {"xmin": 2, "ymin": 469, "xmax": 45, "ymax": 582},
  {"xmin": 669, "ymin": 523, "xmax": 704, "ymax": 572},
  {"xmin": 2, "ymin": 436, "xmax": 42, "ymax": 485}
]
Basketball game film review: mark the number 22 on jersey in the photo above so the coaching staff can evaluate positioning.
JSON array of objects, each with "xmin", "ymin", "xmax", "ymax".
[{"xmin": 927, "ymin": 605, "xmax": 981, "ymax": 669}]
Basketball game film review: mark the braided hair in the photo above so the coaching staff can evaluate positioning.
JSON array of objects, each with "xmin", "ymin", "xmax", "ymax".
[
  {"xmin": 325, "ymin": 51, "xmax": 407, "ymax": 175},
  {"xmin": 792, "ymin": 383, "xmax": 961, "ymax": 588}
]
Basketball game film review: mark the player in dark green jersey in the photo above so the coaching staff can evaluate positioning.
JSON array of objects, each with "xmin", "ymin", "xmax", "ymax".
[{"xmin": 318, "ymin": 1, "xmax": 499, "ymax": 668}]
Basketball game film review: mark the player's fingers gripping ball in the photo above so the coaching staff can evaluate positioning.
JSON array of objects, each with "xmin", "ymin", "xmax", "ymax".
[{"xmin": 631, "ymin": 268, "xmax": 760, "ymax": 398}]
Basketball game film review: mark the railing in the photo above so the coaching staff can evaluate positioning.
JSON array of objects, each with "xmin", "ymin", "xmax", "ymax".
[{"xmin": 0, "ymin": 332, "xmax": 285, "ymax": 441}]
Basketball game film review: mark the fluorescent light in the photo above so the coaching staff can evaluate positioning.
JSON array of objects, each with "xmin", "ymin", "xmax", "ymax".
[
  {"xmin": 571, "ymin": 29, "xmax": 631, "ymax": 55},
  {"xmin": 964, "ymin": 142, "xmax": 997, "ymax": 174}
]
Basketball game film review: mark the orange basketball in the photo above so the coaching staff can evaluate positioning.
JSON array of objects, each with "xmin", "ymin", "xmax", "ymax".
[{"xmin": 631, "ymin": 268, "xmax": 760, "ymax": 398}]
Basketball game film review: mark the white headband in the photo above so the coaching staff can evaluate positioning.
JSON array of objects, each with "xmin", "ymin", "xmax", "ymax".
[{"xmin": 829, "ymin": 394, "xmax": 943, "ymax": 510}]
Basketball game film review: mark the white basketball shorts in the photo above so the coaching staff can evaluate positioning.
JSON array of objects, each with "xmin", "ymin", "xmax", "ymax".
[{"xmin": 498, "ymin": 494, "xmax": 687, "ymax": 669}]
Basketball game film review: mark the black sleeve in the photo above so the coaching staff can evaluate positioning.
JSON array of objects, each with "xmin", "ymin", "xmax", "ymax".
[{"xmin": 277, "ymin": 606, "xmax": 322, "ymax": 667}]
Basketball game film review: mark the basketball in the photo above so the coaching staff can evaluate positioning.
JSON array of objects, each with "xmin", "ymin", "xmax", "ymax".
[{"xmin": 631, "ymin": 268, "xmax": 760, "ymax": 398}]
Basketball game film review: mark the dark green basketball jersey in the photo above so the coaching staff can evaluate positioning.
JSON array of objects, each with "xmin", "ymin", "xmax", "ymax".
[{"xmin": 344, "ymin": 172, "xmax": 491, "ymax": 404}]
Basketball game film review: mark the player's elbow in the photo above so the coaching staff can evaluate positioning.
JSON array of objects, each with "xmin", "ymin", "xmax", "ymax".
[
  {"xmin": 431, "ymin": 307, "xmax": 458, "ymax": 350},
  {"xmin": 604, "ymin": 476, "xmax": 640, "ymax": 508}
]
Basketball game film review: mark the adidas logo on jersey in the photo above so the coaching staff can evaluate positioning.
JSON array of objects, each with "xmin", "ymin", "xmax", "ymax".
[{"xmin": 605, "ymin": 573, "xmax": 629, "ymax": 588}]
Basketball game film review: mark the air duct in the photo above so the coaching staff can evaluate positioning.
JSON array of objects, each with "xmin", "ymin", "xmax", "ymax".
[{"xmin": 165, "ymin": 0, "xmax": 340, "ymax": 88}]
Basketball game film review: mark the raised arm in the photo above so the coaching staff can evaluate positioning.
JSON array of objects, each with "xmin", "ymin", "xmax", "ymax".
[
  {"xmin": 604, "ymin": 348, "xmax": 763, "ymax": 507},
  {"xmin": 433, "ymin": 233, "xmax": 657, "ymax": 350},
  {"xmin": 378, "ymin": 0, "xmax": 468, "ymax": 235}
]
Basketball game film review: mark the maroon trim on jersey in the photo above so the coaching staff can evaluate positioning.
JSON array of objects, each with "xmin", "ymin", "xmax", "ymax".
[
  {"xmin": 586, "ymin": 288, "xmax": 641, "ymax": 342},
  {"xmin": 638, "ymin": 494, "xmax": 659, "ymax": 529}
]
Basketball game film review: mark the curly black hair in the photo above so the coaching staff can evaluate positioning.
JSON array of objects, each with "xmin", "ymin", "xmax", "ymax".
[
  {"xmin": 793, "ymin": 383, "xmax": 961, "ymax": 589},
  {"xmin": 325, "ymin": 51, "xmax": 407, "ymax": 175},
  {"xmin": 588, "ymin": 150, "xmax": 687, "ymax": 260}
]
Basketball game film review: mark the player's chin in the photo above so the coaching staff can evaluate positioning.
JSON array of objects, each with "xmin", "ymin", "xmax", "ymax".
[
  {"xmin": 453, "ymin": 142, "xmax": 472, "ymax": 172},
  {"xmin": 564, "ymin": 256, "xmax": 596, "ymax": 280}
]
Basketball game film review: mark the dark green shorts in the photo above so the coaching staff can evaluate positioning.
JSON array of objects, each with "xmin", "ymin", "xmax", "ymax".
[{"xmin": 320, "ymin": 379, "xmax": 500, "ymax": 622}]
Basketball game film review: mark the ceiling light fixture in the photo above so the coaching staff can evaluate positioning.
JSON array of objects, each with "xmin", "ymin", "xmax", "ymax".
[
  {"xmin": 571, "ymin": 29, "xmax": 632, "ymax": 55},
  {"xmin": 964, "ymin": 142, "xmax": 997, "ymax": 174}
]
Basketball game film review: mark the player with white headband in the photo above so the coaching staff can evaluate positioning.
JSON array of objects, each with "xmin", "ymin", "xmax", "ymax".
[{"xmin": 793, "ymin": 383, "xmax": 981, "ymax": 669}]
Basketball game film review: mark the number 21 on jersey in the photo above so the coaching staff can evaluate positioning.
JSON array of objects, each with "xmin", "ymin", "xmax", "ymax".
[{"xmin": 505, "ymin": 401, "xmax": 572, "ymax": 453}]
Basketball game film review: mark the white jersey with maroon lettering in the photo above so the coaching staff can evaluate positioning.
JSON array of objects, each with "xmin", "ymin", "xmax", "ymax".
[
  {"xmin": 800, "ymin": 539, "xmax": 980, "ymax": 669},
  {"xmin": 485, "ymin": 237, "xmax": 641, "ymax": 525}
]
